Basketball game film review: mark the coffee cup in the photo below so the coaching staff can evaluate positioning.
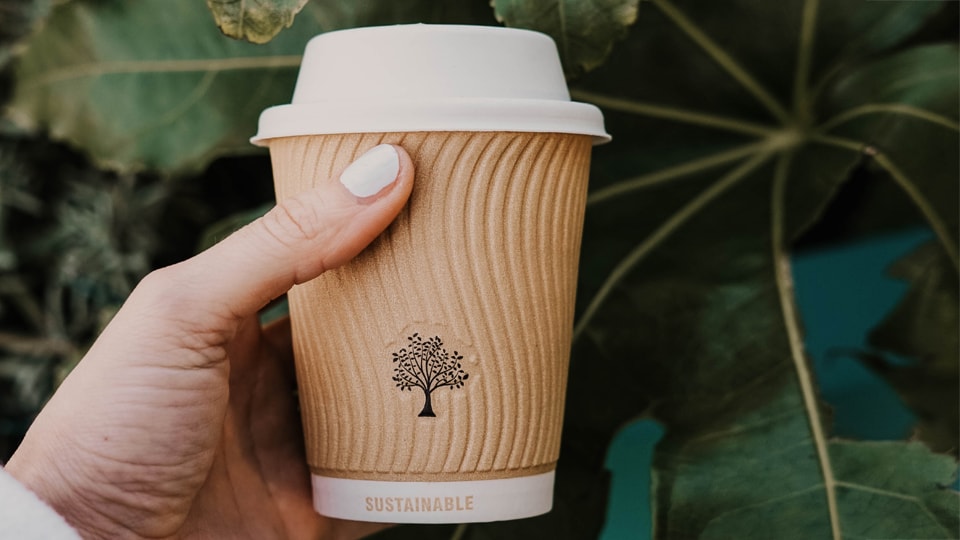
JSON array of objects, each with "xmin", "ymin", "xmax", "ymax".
[{"xmin": 252, "ymin": 24, "xmax": 608, "ymax": 523}]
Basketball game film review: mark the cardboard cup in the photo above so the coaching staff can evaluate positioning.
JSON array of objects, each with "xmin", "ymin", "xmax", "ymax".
[{"xmin": 253, "ymin": 25, "xmax": 607, "ymax": 524}]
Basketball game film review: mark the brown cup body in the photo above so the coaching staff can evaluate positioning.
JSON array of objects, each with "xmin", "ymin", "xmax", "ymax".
[{"xmin": 269, "ymin": 131, "xmax": 592, "ymax": 482}]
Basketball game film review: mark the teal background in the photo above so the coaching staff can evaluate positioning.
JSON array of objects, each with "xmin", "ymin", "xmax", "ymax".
[{"xmin": 598, "ymin": 229, "xmax": 932, "ymax": 540}]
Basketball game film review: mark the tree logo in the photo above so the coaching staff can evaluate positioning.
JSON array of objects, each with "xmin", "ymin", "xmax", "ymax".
[{"xmin": 391, "ymin": 333, "xmax": 469, "ymax": 417}]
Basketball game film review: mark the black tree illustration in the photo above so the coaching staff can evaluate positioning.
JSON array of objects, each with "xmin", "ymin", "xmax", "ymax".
[{"xmin": 391, "ymin": 333, "xmax": 469, "ymax": 417}]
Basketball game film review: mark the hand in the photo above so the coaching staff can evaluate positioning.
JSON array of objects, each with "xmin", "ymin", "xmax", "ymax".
[{"xmin": 6, "ymin": 144, "xmax": 415, "ymax": 539}]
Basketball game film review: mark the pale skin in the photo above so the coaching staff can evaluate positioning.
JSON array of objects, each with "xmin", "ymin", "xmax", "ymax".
[{"xmin": 5, "ymin": 146, "xmax": 415, "ymax": 539}]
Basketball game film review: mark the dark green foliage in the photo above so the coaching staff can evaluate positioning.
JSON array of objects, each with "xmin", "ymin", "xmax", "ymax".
[{"xmin": 0, "ymin": 137, "xmax": 170, "ymax": 455}]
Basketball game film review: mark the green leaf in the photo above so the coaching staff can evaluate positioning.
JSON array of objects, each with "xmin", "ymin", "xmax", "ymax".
[
  {"xmin": 5, "ymin": 0, "xmax": 320, "ymax": 173},
  {"xmin": 829, "ymin": 441, "xmax": 958, "ymax": 537},
  {"xmin": 4, "ymin": 0, "xmax": 495, "ymax": 173},
  {"xmin": 862, "ymin": 241, "xmax": 959, "ymax": 456},
  {"xmin": 696, "ymin": 440, "xmax": 958, "ymax": 538},
  {"xmin": 492, "ymin": 0, "xmax": 640, "ymax": 78},
  {"xmin": 206, "ymin": 0, "xmax": 309, "ymax": 44}
]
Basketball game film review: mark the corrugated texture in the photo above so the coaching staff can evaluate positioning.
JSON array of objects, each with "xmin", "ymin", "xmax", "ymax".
[{"xmin": 270, "ymin": 131, "xmax": 592, "ymax": 481}]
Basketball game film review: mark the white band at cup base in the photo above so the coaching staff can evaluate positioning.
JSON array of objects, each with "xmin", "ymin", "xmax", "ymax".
[{"xmin": 311, "ymin": 471, "xmax": 554, "ymax": 523}]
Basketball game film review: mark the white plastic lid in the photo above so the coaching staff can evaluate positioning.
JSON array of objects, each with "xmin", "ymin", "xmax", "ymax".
[{"xmin": 251, "ymin": 24, "xmax": 609, "ymax": 145}]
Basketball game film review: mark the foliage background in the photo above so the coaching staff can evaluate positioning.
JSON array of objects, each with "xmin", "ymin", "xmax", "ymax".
[{"xmin": 0, "ymin": 1, "xmax": 957, "ymax": 538}]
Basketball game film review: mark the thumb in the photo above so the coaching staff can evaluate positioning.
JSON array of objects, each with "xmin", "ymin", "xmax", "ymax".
[{"xmin": 151, "ymin": 143, "xmax": 414, "ymax": 324}]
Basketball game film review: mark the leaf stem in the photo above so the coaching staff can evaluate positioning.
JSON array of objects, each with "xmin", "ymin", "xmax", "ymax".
[
  {"xmin": 570, "ymin": 90, "xmax": 778, "ymax": 136},
  {"xmin": 809, "ymin": 133, "xmax": 861, "ymax": 153},
  {"xmin": 587, "ymin": 140, "xmax": 768, "ymax": 205},
  {"xmin": 792, "ymin": 0, "xmax": 820, "ymax": 126},
  {"xmin": 588, "ymin": 130, "xmax": 801, "ymax": 205},
  {"xmin": 449, "ymin": 523, "xmax": 468, "ymax": 540},
  {"xmin": 811, "ymin": 134, "xmax": 960, "ymax": 271},
  {"xmin": 832, "ymin": 480, "xmax": 950, "ymax": 534},
  {"xmin": 818, "ymin": 103, "xmax": 960, "ymax": 133},
  {"xmin": 770, "ymin": 152, "xmax": 841, "ymax": 540},
  {"xmin": 650, "ymin": 0, "xmax": 792, "ymax": 126},
  {"xmin": 872, "ymin": 152, "xmax": 960, "ymax": 270},
  {"xmin": 0, "ymin": 332, "xmax": 74, "ymax": 357},
  {"xmin": 573, "ymin": 151, "xmax": 773, "ymax": 340}
]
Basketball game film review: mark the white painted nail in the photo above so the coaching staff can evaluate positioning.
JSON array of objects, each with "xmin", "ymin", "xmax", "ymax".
[{"xmin": 339, "ymin": 144, "xmax": 400, "ymax": 198}]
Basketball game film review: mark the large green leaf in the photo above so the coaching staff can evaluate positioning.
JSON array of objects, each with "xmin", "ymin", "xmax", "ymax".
[
  {"xmin": 206, "ymin": 0, "xmax": 310, "ymax": 44},
  {"xmin": 3, "ymin": 0, "xmax": 495, "ymax": 173},
  {"xmin": 556, "ymin": 1, "xmax": 955, "ymax": 538},
  {"xmin": 492, "ymin": 0, "xmax": 640, "ymax": 78}
]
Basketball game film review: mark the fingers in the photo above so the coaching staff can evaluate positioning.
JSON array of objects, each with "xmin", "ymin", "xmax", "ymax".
[{"xmin": 153, "ymin": 144, "xmax": 414, "ymax": 325}]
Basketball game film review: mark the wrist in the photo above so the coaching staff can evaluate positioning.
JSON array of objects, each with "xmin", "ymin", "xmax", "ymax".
[{"xmin": 6, "ymin": 437, "xmax": 129, "ymax": 539}]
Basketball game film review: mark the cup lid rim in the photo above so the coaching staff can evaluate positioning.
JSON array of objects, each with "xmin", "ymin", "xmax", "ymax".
[{"xmin": 251, "ymin": 98, "xmax": 611, "ymax": 146}]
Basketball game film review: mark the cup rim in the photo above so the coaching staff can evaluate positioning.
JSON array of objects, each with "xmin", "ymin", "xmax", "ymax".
[{"xmin": 251, "ymin": 98, "xmax": 610, "ymax": 146}]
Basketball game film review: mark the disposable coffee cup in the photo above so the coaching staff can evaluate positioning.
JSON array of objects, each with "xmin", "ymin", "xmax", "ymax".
[{"xmin": 252, "ymin": 24, "xmax": 608, "ymax": 524}]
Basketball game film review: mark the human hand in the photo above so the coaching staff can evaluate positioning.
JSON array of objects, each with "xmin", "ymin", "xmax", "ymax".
[{"xmin": 6, "ymin": 144, "xmax": 414, "ymax": 539}]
